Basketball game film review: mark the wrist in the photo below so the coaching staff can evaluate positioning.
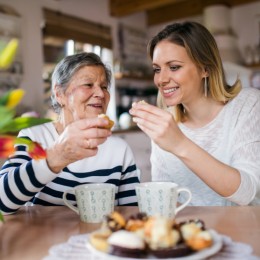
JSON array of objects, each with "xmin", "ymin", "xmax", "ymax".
[
  {"xmin": 171, "ymin": 136, "xmax": 191, "ymax": 159},
  {"xmin": 46, "ymin": 148, "xmax": 65, "ymax": 173}
]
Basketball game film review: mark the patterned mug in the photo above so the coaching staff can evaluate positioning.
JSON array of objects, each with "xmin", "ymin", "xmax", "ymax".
[
  {"xmin": 135, "ymin": 182, "xmax": 192, "ymax": 218},
  {"xmin": 63, "ymin": 183, "xmax": 116, "ymax": 223}
]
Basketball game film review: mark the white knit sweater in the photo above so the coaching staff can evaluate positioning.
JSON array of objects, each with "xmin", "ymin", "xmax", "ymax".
[{"xmin": 151, "ymin": 87, "xmax": 260, "ymax": 206}]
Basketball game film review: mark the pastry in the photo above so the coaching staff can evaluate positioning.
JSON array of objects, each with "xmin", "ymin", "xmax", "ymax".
[
  {"xmin": 107, "ymin": 230, "xmax": 147, "ymax": 258},
  {"xmin": 142, "ymin": 216, "xmax": 193, "ymax": 258},
  {"xmin": 180, "ymin": 220, "xmax": 213, "ymax": 251},
  {"xmin": 102, "ymin": 211, "xmax": 126, "ymax": 232},
  {"xmin": 89, "ymin": 211, "xmax": 213, "ymax": 258},
  {"xmin": 185, "ymin": 230, "xmax": 213, "ymax": 250},
  {"xmin": 150, "ymin": 243, "xmax": 193, "ymax": 259},
  {"xmin": 98, "ymin": 114, "xmax": 114, "ymax": 129},
  {"xmin": 89, "ymin": 229, "xmax": 111, "ymax": 253},
  {"xmin": 125, "ymin": 212, "xmax": 148, "ymax": 232}
]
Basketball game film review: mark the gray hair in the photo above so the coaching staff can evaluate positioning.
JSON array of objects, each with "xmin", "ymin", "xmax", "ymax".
[{"xmin": 51, "ymin": 52, "xmax": 112, "ymax": 114}]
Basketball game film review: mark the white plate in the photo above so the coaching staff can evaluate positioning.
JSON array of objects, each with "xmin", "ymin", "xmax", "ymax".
[{"xmin": 87, "ymin": 229, "xmax": 223, "ymax": 260}]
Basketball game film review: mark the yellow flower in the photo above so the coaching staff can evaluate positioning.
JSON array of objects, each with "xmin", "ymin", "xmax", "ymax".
[
  {"xmin": 0, "ymin": 39, "xmax": 19, "ymax": 69},
  {"xmin": 6, "ymin": 89, "xmax": 24, "ymax": 109}
]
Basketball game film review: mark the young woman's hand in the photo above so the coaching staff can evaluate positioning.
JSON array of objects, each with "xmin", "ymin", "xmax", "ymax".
[{"xmin": 129, "ymin": 102, "xmax": 186, "ymax": 154}]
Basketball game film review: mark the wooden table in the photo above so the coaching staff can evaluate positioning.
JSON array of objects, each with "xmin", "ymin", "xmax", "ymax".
[{"xmin": 0, "ymin": 206, "xmax": 260, "ymax": 260}]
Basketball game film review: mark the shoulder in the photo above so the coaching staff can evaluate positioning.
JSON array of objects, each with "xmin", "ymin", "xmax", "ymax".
[
  {"xmin": 235, "ymin": 87, "xmax": 260, "ymax": 104},
  {"xmin": 18, "ymin": 122, "xmax": 56, "ymax": 142},
  {"xmin": 228, "ymin": 87, "xmax": 260, "ymax": 113}
]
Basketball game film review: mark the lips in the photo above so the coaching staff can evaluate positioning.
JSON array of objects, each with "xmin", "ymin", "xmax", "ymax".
[
  {"xmin": 163, "ymin": 87, "xmax": 179, "ymax": 94},
  {"xmin": 88, "ymin": 103, "xmax": 103, "ymax": 108}
]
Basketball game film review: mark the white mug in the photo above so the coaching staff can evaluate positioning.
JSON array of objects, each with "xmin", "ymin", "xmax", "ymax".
[
  {"xmin": 63, "ymin": 183, "xmax": 116, "ymax": 223},
  {"xmin": 135, "ymin": 182, "xmax": 192, "ymax": 218}
]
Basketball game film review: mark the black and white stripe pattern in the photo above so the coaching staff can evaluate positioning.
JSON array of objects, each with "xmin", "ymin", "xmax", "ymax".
[{"xmin": 0, "ymin": 123, "xmax": 140, "ymax": 214}]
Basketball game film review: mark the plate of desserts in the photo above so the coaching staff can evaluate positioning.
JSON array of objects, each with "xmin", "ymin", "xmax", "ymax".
[{"xmin": 87, "ymin": 211, "xmax": 223, "ymax": 259}]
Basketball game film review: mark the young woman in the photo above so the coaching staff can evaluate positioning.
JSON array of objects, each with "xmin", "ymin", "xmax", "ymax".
[{"xmin": 130, "ymin": 21, "xmax": 260, "ymax": 206}]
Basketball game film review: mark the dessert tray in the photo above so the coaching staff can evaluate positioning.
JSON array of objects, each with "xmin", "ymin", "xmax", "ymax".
[
  {"xmin": 86, "ymin": 229, "xmax": 223, "ymax": 260},
  {"xmin": 44, "ymin": 230, "xmax": 255, "ymax": 260}
]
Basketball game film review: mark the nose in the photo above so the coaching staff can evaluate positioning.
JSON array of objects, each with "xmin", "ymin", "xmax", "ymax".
[
  {"xmin": 156, "ymin": 68, "xmax": 170, "ymax": 88},
  {"xmin": 93, "ymin": 85, "xmax": 105, "ymax": 98}
]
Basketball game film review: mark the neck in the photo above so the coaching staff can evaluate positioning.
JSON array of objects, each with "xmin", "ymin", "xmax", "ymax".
[
  {"xmin": 54, "ymin": 111, "xmax": 69, "ymax": 134},
  {"xmin": 183, "ymin": 98, "xmax": 225, "ymax": 128}
]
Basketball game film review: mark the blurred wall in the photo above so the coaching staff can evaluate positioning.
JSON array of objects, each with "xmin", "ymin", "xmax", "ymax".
[{"xmin": 0, "ymin": 0, "xmax": 147, "ymax": 115}]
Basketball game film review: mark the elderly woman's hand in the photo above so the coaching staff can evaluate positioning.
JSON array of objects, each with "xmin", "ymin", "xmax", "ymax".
[
  {"xmin": 130, "ymin": 102, "xmax": 186, "ymax": 155},
  {"xmin": 46, "ymin": 117, "xmax": 111, "ymax": 173}
]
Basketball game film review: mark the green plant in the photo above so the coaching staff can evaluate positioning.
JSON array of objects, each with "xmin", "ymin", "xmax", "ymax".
[{"xmin": 0, "ymin": 39, "xmax": 52, "ymax": 222}]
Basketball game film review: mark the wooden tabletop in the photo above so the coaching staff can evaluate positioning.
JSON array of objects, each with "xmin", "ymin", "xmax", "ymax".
[{"xmin": 0, "ymin": 205, "xmax": 260, "ymax": 260}]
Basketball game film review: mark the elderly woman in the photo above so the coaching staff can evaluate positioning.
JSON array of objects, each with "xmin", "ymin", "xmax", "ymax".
[{"xmin": 0, "ymin": 52, "xmax": 139, "ymax": 215}]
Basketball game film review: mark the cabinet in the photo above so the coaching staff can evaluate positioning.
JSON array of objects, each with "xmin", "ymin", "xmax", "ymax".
[{"xmin": 114, "ymin": 131, "xmax": 152, "ymax": 182}]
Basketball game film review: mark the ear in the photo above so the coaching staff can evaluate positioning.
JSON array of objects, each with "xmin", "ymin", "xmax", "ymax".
[
  {"xmin": 202, "ymin": 67, "xmax": 209, "ymax": 78},
  {"xmin": 54, "ymin": 84, "xmax": 64, "ymax": 105}
]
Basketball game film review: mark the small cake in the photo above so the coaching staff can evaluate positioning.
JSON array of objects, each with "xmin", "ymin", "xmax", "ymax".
[
  {"xmin": 102, "ymin": 211, "xmax": 126, "ymax": 232},
  {"xmin": 180, "ymin": 220, "xmax": 213, "ymax": 251},
  {"xmin": 89, "ymin": 212, "xmax": 213, "ymax": 259},
  {"xmin": 89, "ymin": 229, "xmax": 111, "ymax": 253},
  {"xmin": 138, "ymin": 100, "xmax": 147, "ymax": 104},
  {"xmin": 185, "ymin": 230, "xmax": 213, "ymax": 251},
  {"xmin": 144, "ymin": 216, "xmax": 179, "ymax": 249},
  {"xmin": 150, "ymin": 243, "xmax": 193, "ymax": 259},
  {"xmin": 125, "ymin": 212, "xmax": 148, "ymax": 232},
  {"xmin": 98, "ymin": 114, "xmax": 114, "ymax": 129},
  {"xmin": 142, "ymin": 216, "xmax": 192, "ymax": 258},
  {"xmin": 108, "ymin": 230, "xmax": 147, "ymax": 258}
]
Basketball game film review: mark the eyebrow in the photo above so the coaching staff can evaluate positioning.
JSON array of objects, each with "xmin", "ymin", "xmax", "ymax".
[{"xmin": 152, "ymin": 60, "xmax": 184, "ymax": 66}]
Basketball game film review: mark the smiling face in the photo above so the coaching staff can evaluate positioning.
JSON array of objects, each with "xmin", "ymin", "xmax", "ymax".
[
  {"xmin": 57, "ymin": 65, "xmax": 110, "ymax": 124},
  {"xmin": 152, "ymin": 40, "xmax": 207, "ymax": 107}
]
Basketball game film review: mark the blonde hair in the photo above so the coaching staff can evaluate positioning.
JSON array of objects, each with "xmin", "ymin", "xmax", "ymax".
[{"xmin": 148, "ymin": 21, "xmax": 241, "ymax": 122}]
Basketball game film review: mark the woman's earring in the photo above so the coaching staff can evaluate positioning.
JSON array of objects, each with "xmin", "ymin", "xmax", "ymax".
[{"xmin": 204, "ymin": 77, "xmax": 208, "ymax": 97}]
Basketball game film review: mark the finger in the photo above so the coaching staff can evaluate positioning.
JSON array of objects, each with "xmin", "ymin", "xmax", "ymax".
[
  {"xmin": 130, "ymin": 102, "xmax": 163, "ymax": 117},
  {"xmin": 130, "ymin": 107, "xmax": 165, "ymax": 131},
  {"xmin": 85, "ymin": 139, "xmax": 91, "ymax": 149},
  {"xmin": 136, "ymin": 122, "xmax": 157, "ymax": 142},
  {"xmin": 133, "ymin": 116, "xmax": 158, "ymax": 133},
  {"xmin": 75, "ymin": 117, "xmax": 111, "ymax": 130},
  {"xmin": 83, "ymin": 137, "xmax": 108, "ymax": 150},
  {"xmin": 82, "ymin": 148, "xmax": 98, "ymax": 157},
  {"xmin": 82, "ymin": 127, "xmax": 111, "ymax": 139}
]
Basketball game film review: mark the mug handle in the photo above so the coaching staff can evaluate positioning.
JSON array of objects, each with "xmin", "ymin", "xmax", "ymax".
[
  {"xmin": 62, "ymin": 189, "xmax": 79, "ymax": 214},
  {"xmin": 175, "ymin": 188, "xmax": 192, "ymax": 215}
]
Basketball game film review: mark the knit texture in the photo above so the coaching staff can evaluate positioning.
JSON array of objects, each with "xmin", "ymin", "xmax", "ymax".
[{"xmin": 151, "ymin": 88, "xmax": 260, "ymax": 206}]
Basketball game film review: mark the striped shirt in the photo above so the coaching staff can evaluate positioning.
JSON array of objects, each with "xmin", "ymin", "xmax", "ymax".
[{"xmin": 0, "ymin": 123, "xmax": 139, "ymax": 215}]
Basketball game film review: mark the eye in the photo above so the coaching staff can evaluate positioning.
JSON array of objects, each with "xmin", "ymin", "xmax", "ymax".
[
  {"xmin": 82, "ymin": 83, "xmax": 93, "ymax": 88},
  {"xmin": 101, "ymin": 85, "xmax": 109, "ymax": 91},
  {"xmin": 152, "ymin": 67, "xmax": 160, "ymax": 73},
  {"xmin": 170, "ymin": 65, "xmax": 180, "ymax": 71}
]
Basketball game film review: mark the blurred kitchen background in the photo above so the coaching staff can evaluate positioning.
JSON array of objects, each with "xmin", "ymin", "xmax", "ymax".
[{"xmin": 0, "ymin": 0, "xmax": 259, "ymax": 181}]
